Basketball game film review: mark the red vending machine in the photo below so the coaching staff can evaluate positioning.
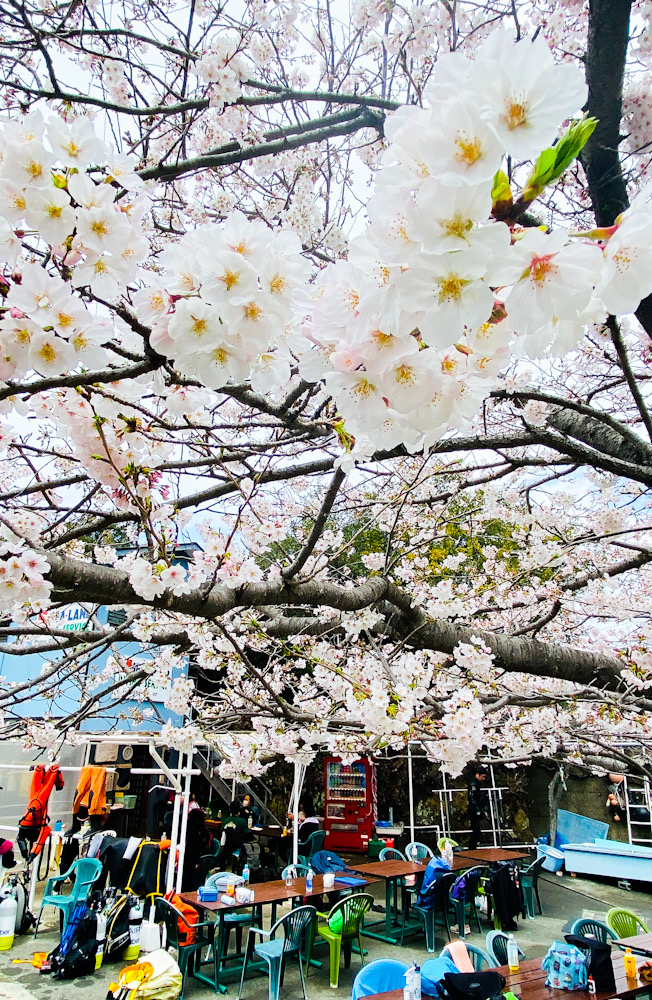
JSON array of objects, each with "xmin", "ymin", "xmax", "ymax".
[{"xmin": 324, "ymin": 757, "xmax": 376, "ymax": 852}]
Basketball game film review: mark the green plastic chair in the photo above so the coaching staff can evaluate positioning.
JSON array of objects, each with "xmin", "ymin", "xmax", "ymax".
[
  {"xmin": 155, "ymin": 896, "xmax": 217, "ymax": 998},
  {"xmin": 379, "ymin": 847, "xmax": 406, "ymax": 917},
  {"xmin": 519, "ymin": 856, "xmax": 546, "ymax": 917},
  {"xmin": 401, "ymin": 871, "xmax": 457, "ymax": 951},
  {"xmin": 606, "ymin": 907, "xmax": 651, "ymax": 938},
  {"xmin": 34, "ymin": 857, "xmax": 102, "ymax": 936},
  {"xmin": 449, "ymin": 866, "xmax": 488, "ymax": 939},
  {"xmin": 238, "ymin": 905, "xmax": 315, "ymax": 1000},
  {"xmin": 569, "ymin": 917, "xmax": 617, "ymax": 943},
  {"xmin": 297, "ymin": 830, "xmax": 326, "ymax": 868},
  {"xmin": 308, "ymin": 892, "xmax": 374, "ymax": 988}
]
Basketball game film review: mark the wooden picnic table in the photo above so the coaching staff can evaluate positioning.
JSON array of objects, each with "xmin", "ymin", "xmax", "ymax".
[
  {"xmin": 456, "ymin": 847, "xmax": 532, "ymax": 863},
  {"xmin": 619, "ymin": 931, "xmax": 652, "ymax": 953},
  {"xmin": 348, "ymin": 855, "xmax": 477, "ymax": 944},
  {"xmin": 180, "ymin": 870, "xmax": 380, "ymax": 990},
  {"xmin": 363, "ymin": 946, "xmax": 652, "ymax": 1000},
  {"xmin": 349, "ymin": 859, "xmax": 430, "ymax": 943}
]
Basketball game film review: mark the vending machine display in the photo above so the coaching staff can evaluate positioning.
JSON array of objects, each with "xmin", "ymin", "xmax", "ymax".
[{"xmin": 324, "ymin": 757, "xmax": 376, "ymax": 852}]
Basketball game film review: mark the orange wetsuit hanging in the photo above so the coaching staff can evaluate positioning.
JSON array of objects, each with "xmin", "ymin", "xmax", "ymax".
[
  {"xmin": 72, "ymin": 766, "xmax": 107, "ymax": 817},
  {"xmin": 17, "ymin": 764, "xmax": 64, "ymax": 861}
]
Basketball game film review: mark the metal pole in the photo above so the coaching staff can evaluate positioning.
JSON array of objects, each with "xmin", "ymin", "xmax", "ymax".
[
  {"xmin": 175, "ymin": 748, "xmax": 193, "ymax": 893},
  {"xmin": 407, "ymin": 744, "xmax": 415, "ymax": 842},
  {"xmin": 165, "ymin": 752, "xmax": 183, "ymax": 894},
  {"xmin": 27, "ymin": 855, "xmax": 38, "ymax": 913},
  {"xmin": 292, "ymin": 760, "xmax": 302, "ymax": 866},
  {"xmin": 488, "ymin": 764, "xmax": 498, "ymax": 848}
]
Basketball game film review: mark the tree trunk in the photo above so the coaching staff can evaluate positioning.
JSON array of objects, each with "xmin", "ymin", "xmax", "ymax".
[{"xmin": 548, "ymin": 771, "xmax": 565, "ymax": 846}]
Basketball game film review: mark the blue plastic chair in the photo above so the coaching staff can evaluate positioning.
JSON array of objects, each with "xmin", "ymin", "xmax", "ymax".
[
  {"xmin": 440, "ymin": 942, "xmax": 494, "ymax": 971},
  {"xmin": 379, "ymin": 847, "xmax": 405, "ymax": 861},
  {"xmin": 352, "ymin": 959, "xmax": 411, "ymax": 1000},
  {"xmin": 238, "ymin": 904, "xmax": 315, "ymax": 1000},
  {"xmin": 486, "ymin": 930, "xmax": 525, "ymax": 965},
  {"xmin": 405, "ymin": 841, "xmax": 434, "ymax": 862},
  {"xmin": 34, "ymin": 857, "xmax": 102, "ymax": 936},
  {"xmin": 281, "ymin": 864, "xmax": 310, "ymax": 879},
  {"xmin": 569, "ymin": 917, "xmax": 617, "ymax": 943}
]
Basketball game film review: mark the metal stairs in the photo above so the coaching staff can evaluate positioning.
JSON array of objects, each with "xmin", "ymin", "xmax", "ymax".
[{"xmin": 193, "ymin": 747, "xmax": 281, "ymax": 826}]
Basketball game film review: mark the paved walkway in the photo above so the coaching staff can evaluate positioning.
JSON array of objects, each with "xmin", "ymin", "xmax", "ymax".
[{"xmin": 0, "ymin": 872, "xmax": 650, "ymax": 1000}]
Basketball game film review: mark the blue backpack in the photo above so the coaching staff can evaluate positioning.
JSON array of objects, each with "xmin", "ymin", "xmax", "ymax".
[
  {"xmin": 310, "ymin": 850, "xmax": 348, "ymax": 874},
  {"xmin": 421, "ymin": 955, "xmax": 460, "ymax": 996},
  {"xmin": 417, "ymin": 856, "xmax": 451, "ymax": 907}
]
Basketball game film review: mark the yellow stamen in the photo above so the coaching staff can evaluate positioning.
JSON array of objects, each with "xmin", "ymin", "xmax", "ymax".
[
  {"xmin": 243, "ymin": 302, "xmax": 262, "ymax": 321},
  {"xmin": 504, "ymin": 100, "xmax": 529, "ymax": 130},
  {"xmin": 38, "ymin": 343, "xmax": 56, "ymax": 363},
  {"xmin": 438, "ymin": 276, "xmax": 468, "ymax": 303},
  {"xmin": 454, "ymin": 134, "xmax": 483, "ymax": 167}
]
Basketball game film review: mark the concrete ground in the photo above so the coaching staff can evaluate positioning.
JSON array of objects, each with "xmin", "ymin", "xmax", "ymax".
[{"xmin": 0, "ymin": 871, "xmax": 650, "ymax": 1000}]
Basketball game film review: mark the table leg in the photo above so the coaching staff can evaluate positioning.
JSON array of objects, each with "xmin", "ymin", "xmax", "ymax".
[{"xmin": 360, "ymin": 878, "xmax": 401, "ymax": 944}]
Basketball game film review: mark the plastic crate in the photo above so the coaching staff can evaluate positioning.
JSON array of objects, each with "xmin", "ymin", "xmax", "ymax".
[
  {"xmin": 121, "ymin": 794, "xmax": 137, "ymax": 810},
  {"xmin": 537, "ymin": 844, "xmax": 565, "ymax": 872}
]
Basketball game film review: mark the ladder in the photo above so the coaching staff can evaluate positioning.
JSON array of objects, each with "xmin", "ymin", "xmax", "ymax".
[
  {"xmin": 623, "ymin": 776, "xmax": 652, "ymax": 846},
  {"xmin": 435, "ymin": 765, "xmax": 512, "ymax": 847}
]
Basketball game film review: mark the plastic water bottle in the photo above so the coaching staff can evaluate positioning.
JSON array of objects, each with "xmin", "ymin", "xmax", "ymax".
[
  {"xmin": 404, "ymin": 963, "xmax": 421, "ymax": 1000},
  {"xmin": 306, "ymin": 868, "xmax": 314, "ymax": 893},
  {"xmin": 507, "ymin": 934, "xmax": 519, "ymax": 974},
  {"xmin": 411, "ymin": 845, "xmax": 418, "ymax": 863},
  {"xmin": 242, "ymin": 863, "xmax": 250, "ymax": 885},
  {"xmin": 285, "ymin": 867, "xmax": 294, "ymax": 887},
  {"xmin": 0, "ymin": 895, "xmax": 17, "ymax": 951}
]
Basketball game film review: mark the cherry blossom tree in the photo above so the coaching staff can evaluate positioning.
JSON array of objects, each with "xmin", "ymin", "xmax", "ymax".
[{"xmin": 0, "ymin": 0, "xmax": 651, "ymax": 778}]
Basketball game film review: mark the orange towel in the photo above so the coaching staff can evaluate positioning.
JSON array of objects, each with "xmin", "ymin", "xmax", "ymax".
[
  {"xmin": 446, "ymin": 941, "xmax": 474, "ymax": 972},
  {"xmin": 73, "ymin": 766, "xmax": 107, "ymax": 816}
]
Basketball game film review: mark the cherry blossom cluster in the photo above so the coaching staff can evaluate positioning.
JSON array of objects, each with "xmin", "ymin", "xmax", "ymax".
[
  {"xmin": 142, "ymin": 212, "xmax": 309, "ymax": 393},
  {"xmin": 298, "ymin": 31, "xmax": 652, "ymax": 455},
  {"xmin": 0, "ymin": 542, "xmax": 51, "ymax": 614},
  {"xmin": 0, "ymin": 112, "xmax": 145, "ymax": 379}
]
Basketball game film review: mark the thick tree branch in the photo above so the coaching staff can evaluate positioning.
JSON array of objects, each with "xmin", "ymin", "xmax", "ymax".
[{"xmin": 138, "ymin": 108, "xmax": 384, "ymax": 182}]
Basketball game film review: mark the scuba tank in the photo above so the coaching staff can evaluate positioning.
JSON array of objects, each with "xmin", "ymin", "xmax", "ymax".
[
  {"xmin": 0, "ymin": 894, "xmax": 18, "ymax": 950},
  {"xmin": 122, "ymin": 898, "xmax": 142, "ymax": 961},
  {"xmin": 94, "ymin": 907, "xmax": 107, "ymax": 970}
]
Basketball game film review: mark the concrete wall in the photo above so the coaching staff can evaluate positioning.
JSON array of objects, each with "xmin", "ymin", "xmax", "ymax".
[{"xmin": 526, "ymin": 765, "xmax": 629, "ymax": 842}]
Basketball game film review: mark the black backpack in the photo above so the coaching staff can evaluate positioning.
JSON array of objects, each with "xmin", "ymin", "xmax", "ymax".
[
  {"xmin": 436, "ymin": 972, "xmax": 507, "ymax": 1000},
  {"xmin": 565, "ymin": 934, "xmax": 616, "ymax": 992},
  {"xmin": 48, "ymin": 906, "xmax": 97, "ymax": 979}
]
